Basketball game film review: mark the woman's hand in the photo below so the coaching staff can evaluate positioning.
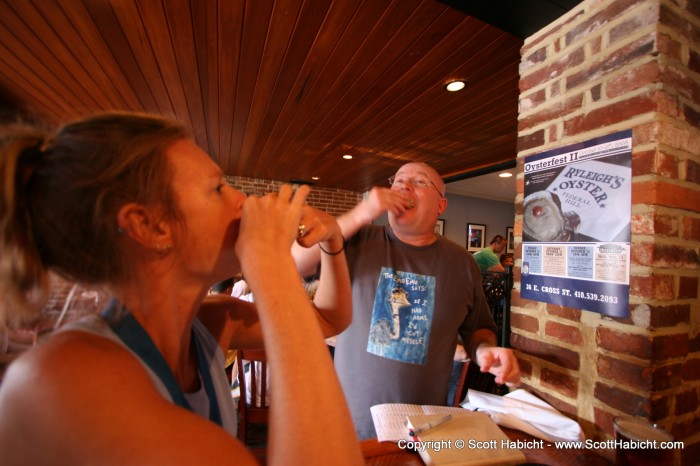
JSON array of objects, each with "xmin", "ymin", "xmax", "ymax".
[
  {"xmin": 232, "ymin": 185, "xmax": 363, "ymax": 465},
  {"xmin": 235, "ymin": 184, "xmax": 310, "ymax": 271},
  {"xmin": 296, "ymin": 205, "xmax": 344, "ymax": 252}
]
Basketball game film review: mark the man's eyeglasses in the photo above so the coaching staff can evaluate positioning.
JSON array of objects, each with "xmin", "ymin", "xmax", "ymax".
[{"xmin": 388, "ymin": 175, "xmax": 444, "ymax": 198}]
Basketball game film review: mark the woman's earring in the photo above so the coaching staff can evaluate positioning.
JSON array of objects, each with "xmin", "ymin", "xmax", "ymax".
[{"xmin": 156, "ymin": 243, "xmax": 174, "ymax": 252}]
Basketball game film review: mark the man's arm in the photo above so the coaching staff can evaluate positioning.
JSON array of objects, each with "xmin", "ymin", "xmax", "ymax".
[
  {"xmin": 462, "ymin": 255, "xmax": 521, "ymax": 386},
  {"xmin": 197, "ymin": 294, "xmax": 264, "ymax": 351},
  {"xmin": 487, "ymin": 263, "xmax": 505, "ymax": 272},
  {"xmin": 484, "ymin": 249, "xmax": 505, "ymax": 272},
  {"xmin": 466, "ymin": 327, "xmax": 498, "ymax": 361},
  {"xmin": 309, "ymin": 232, "xmax": 353, "ymax": 337}
]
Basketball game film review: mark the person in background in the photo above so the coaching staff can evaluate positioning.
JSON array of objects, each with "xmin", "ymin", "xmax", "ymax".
[
  {"xmin": 210, "ymin": 277, "xmax": 235, "ymax": 296},
  {"xmin": 0, "ymin": 112, "xmax": 363, "ymax": 465},
  {"xmin": 230, "ymin": 273, "xmax": 250, "ymax": 300},
  {"xmin": 230, "ymin": 273, "xmax": 268, "ymax": 409},
  {"xmin": 208, "ymin": 278, "xmax": 241, "ymax": 389},
  {"xmin": 232, "ymin": 272, "xmax": 323, "ymax": 407},
  {"xmin": 500, "ymin": 253, "xmax": 514, "ymax": 269},
  {"xmin": 474, "ymin": 235, "xmax": 508, "ymax": 272},
  {"xmin": 293, "ymin": 161, "xmax": 520, "ymax": 439}
]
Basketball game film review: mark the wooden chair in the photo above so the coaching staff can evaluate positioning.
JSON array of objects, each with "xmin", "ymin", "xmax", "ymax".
[{"xmin": 236, "ymin": 349, "xmax": 270, "ymax": 448}]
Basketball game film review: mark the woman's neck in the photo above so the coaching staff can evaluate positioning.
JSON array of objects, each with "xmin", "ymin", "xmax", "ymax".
[{"xmin": 116, "ymin": 281, "xmax": 205, "ymax": 391}]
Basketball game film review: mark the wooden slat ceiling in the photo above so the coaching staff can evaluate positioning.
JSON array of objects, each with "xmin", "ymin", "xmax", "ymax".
[{"xmin": 0, "ymin": 0, "xmax": 529, "ymax": 193}]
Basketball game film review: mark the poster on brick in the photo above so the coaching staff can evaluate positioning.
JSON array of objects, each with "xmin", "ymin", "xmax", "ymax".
[{"xmin": 520, "ymin": 130, "xmax": 632, "ymax": 317}]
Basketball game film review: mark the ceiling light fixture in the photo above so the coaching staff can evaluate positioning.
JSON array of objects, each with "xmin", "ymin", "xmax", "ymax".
[
  {"xmin": 499, "ymin": 173, "xmax": 513, "ymax": 178},
  {"xmin": 342, "ymin": 154, "xmax": 353, "ymax": 160},
  {"xmin": 445, "ymin": 80, "xmax": 466, "ymax": 92}
]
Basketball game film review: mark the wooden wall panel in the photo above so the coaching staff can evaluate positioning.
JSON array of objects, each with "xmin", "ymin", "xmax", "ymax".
[{"xmin": 0, "ymin": 0, "xmax": 525, "ymax": 193}]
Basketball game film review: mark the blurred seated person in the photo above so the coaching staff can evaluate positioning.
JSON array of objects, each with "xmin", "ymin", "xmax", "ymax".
[
  {"xmin": 210, "ymin": 277, "xmax": 235, "ymax": 296},
  {"xmin": 208, "ymin": 278, "xmax": 241, "ymax": 387},
  {"xmin": 226, "ymin": 277, "xmax": 264, "ymax": 406},
  {"xmin": 231, "ymin": 274, "xmax": 251, "ymax": 300},
  {"xmin": 233, "ymin": 274, "xmax": 323, "ymax": 406},
  {"xmin": 303, "ymin": 275, "xmax": 337, "ymax": 358},
  {"xmin": 500, "ymin": 253, "xmax": 514, "ymax": 269}
]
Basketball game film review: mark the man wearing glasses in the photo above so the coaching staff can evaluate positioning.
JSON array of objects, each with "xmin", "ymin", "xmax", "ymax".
[{"xmin": 293, "ymin": 162, "xmax": 520, "ymax": 439}]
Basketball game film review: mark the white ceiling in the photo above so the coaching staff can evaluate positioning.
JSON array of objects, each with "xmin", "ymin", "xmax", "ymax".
[{"xmin": 445, "ymin": 168, "xmax": 516, "ymax": 203}]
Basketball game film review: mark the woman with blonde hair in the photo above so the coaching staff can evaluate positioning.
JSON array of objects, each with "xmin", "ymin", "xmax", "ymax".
[{"xmin": 0, "ymin": 112, "xmax": 362, "ymax": 465}]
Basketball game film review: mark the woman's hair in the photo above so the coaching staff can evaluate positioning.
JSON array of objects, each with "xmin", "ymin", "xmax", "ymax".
[{"xmin": 0, "ymin": 112, "xmax": 188, "ymax": 329}]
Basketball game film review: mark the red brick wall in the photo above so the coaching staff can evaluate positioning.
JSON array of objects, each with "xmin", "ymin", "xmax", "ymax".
[
  {"xmin": 227, "ymin": 176, "xmax": 362, "ymax": 216},
  {"xmin": 514, "ymin": 0, "xmax": 699, "ymax": 463}
]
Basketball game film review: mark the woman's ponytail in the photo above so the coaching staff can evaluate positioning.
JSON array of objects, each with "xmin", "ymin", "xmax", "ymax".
[{"xmin": 0, "ymin": 126, "xmax": 51, "ymax": 330}]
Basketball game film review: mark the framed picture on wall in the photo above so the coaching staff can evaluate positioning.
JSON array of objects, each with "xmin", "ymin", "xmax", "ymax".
[
  {"xmin": 506, "ymin": 227, "xmax": 515, "ymax": 254},
  {"xmin": 435, "ymin": 219, "xmax": 445, "ymax": 236},
  {"xmin": 466, "ymin": 223, "xmax": 486, "ymax": 253}
]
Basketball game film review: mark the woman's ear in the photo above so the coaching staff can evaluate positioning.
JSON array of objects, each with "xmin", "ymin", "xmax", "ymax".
[{"xmin": 117, "ymin": 203, "xmax": 173, "ymax": 252}]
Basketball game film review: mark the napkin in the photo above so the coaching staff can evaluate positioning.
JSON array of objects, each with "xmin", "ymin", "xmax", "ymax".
[{"xmin": 461, "ymin": 388, "xmax": 585, "ymax": 443}]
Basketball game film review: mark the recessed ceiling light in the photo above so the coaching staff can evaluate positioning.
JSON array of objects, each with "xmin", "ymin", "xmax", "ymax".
[
  {"xmin": 445, "ymin": 80, "xmax": 466, "ymax": 92},
  {"xmin": 499, "ymin": 173, "xmax": 513, "ymax": 178},
  {"xmin": 342, "ymin": 154, "xmax": 353, "ymax": 160},
  {"xmin": 311, "ymin": 176, "xmax": 320, "ymax": 180}
]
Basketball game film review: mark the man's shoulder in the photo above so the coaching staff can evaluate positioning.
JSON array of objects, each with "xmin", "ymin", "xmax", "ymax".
[
  {"xmin": 434, "ymin": 237, "xmax": 482, "ymax": 273},
  {"xmin": 437, "ymin": 235, "xmax": 470, "ymax": 256},
  {"xmin": 345, "ymin": 225, "xmax": 389, "ymax": 256}
]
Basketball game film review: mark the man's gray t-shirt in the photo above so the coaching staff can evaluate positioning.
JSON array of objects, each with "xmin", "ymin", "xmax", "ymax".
[{"xmin": 334, "ymin": 225, "xmax": 497, "ymax": 439}]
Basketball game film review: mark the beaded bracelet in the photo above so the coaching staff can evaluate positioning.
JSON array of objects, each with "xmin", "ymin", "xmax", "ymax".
[{"xmin": 319, "ymin": 234, "xmax": 346, "ymax": 256}]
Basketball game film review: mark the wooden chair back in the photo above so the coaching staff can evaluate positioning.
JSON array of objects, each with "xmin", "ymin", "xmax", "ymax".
[{"xmin": 236, "ymin": 349, "xmax": 269, "ymax": 445}]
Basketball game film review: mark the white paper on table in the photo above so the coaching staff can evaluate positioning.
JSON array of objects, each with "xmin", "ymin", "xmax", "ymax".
[
  {"xmin": 461, "ymin": 389, "xmax": 585, "ymax": 443},
  {"xmin": 370, "ymin": 403, "xmax": 466, "ymax": 442}
]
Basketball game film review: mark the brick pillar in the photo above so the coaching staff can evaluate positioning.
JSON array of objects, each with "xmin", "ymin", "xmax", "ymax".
[{"xmin": 513, "ymin": 0, "xmax": 699, "ymax": 463}]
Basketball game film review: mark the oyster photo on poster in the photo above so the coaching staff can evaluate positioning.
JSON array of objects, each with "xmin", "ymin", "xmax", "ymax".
[{"xmin": 520, "ymin": 130, "xmax": 632, "ymax": 317}]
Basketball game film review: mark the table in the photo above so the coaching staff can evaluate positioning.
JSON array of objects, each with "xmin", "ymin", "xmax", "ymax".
[{"xmin": 362, "ymin": 427, "xmax": 613, "ymax": 465}]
